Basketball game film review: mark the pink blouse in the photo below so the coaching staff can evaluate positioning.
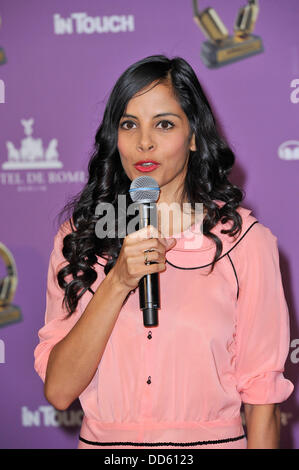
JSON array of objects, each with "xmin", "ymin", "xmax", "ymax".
[{"xmin": 34, "ymin": 202, "xmax": 294, "ymax": 449}]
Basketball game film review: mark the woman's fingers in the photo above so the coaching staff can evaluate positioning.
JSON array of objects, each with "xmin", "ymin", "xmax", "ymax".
[
  {"xmin": 126, "ymin": 225, "xmax": 176, "ymax": 253},
  {"xmin": 110, "ymin": 225, "xmax": 176, "ymax": 292}
]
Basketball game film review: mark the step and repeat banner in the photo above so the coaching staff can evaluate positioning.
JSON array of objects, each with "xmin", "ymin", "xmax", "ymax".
[{"xmin": 0, "ymin": 0, "xmax": 298, "ymax": 449}]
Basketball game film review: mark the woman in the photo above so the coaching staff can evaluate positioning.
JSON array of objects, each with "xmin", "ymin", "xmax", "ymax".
[{"xmin": 34, "ymin": 55, "xmax": 294, "ymax": 449}]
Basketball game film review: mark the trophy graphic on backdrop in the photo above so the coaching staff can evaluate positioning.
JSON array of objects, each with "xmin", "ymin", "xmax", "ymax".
[
  {"xmin": 0, "ymin": 243, "xmax": 21, "ymax": 327},
  {"xmin": 192, "ymin": 0, "xmax": 263, "ymax": 68},
  {"xmin": 0, "ymin": 14, "xmax": 7, "ymax": 65}
]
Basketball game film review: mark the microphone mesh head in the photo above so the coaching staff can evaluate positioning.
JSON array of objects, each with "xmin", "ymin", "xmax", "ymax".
[{"xmin": 129, "ymin": 176, "xmax": 160, "ymax": 202}]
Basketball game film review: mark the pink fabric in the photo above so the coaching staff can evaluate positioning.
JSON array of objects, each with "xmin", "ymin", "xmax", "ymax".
[{"xmin": 34, "ymin": 201, "xmax": 294, "ymax": 449}]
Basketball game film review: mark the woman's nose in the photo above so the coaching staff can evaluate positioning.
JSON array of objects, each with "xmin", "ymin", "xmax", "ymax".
[{"xmin": 137, "ymin": 130, "xmax": 155, "ymax": 152}]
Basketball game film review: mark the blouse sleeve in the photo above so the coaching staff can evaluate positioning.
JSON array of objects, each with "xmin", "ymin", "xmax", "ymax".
[
  {"xmin": 234, "ymin": 222, "xmax": 294, "ymax": 404},
  {"xmin": 33, "ymin": 222, "xmax": 84, "ymax": 383}
]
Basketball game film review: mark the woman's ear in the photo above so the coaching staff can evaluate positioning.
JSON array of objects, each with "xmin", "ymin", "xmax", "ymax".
[{"xmin": 189, "ymin": 133, "xmax": 196, "ymax": 152}]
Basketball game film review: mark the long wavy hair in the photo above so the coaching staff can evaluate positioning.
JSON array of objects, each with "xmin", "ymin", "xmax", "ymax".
[{"xmin": 56, "ymin": 54, "xmax": 244, "ymax": 317}]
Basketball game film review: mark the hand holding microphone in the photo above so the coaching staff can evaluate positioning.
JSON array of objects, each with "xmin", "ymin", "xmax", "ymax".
[
  {"xmin": 110, "ymin": 225, "xmax": 176, "ymax": 293},
  {"xmin": 111, "ymin": 175, "xmax": 177, "ymax": 327}
]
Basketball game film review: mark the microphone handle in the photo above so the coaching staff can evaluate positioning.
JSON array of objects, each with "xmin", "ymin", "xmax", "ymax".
[
  {"xmin": 139, "ymin": 272, "xmax": 160, "ymax": 326},
  {"xmin": 137, "ymin": 201, "xmax": 160, "ymax": 327}
]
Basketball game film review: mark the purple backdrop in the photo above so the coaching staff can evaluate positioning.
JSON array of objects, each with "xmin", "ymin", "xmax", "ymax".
[{"xmin": 0, "ymin": 0, "xmax": 298, "ymax": 449}]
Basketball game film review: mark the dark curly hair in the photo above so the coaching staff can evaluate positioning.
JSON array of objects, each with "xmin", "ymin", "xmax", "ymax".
[{"xmin": 56, "ymin": 54, "xmax": 244, "ymax": 317}]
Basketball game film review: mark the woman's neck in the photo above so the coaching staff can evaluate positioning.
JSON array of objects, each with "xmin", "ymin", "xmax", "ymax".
[{"xmin": 157, "ymin": 202, "xmax": 206, "ymax": 238}]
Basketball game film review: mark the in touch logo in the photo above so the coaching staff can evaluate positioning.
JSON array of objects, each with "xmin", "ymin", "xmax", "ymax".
[
  {"xmin": 53, "ymin": 12, "xmax": 134, "ymax": 35},
  {"xmin": 21, "ymin": 406, "xmax": 83, "ymax": 427},
  {"xmin": 278, "ymin": 141, "xmax": 299, "ymax": 160},
  {"xmin": 2, "ymin": 118, "xmax": 62, "ymax": 170}
]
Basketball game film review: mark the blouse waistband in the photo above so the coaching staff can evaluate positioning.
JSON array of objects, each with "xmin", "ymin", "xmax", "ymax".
[{"xmin": 79, "ymin": 415, "xmax": 245, "ymax": 448}]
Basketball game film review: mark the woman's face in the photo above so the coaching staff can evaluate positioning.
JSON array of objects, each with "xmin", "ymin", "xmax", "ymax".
[{"xmin": 117, "ymin": 81, "xmax": 196, "ymax": 204}]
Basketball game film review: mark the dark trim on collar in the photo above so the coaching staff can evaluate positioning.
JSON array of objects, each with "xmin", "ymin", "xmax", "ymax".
[
  {"xmin": 227, "ymin": 252, "xmax": 239, "ymax": 300},
  {"xmin": 165, "ymin": 221, "xmax": 259, "ymax": 270},
  {"xmin": 88, "ymin": 221, "xmax": 258, "ymax": 298},
  {"xmin": 69, "ymin": 218, "xmax": 75, "ymax": 232},
  {"xmin": 96, "ymin": 260, "xmax": 106, "ymax": 267}
]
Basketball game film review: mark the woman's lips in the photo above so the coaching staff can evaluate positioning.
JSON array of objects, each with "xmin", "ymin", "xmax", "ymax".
[{"xmin": 134, "ymin": 163, "xmax": 160, "ymax": 172}]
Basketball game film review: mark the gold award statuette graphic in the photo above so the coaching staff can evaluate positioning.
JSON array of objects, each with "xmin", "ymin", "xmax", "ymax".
[
  {"xmin": 0, "ymin": 14, "xmax": 7, "ymax": 65},
  {"xmin": 0, "ymin": 243, "xmax": 22, "ymax": 327},
  {"xmin": 192, "ymin": 0, "xmax": 263, "ymax": 68}
]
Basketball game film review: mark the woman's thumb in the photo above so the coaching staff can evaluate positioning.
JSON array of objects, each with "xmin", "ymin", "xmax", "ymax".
[{"xmin": 166, "ymin": 238, "xmax": 177, "ymax": 249}]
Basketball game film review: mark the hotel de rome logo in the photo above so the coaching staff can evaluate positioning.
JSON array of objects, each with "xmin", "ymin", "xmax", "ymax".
[
  {"xmin": 3, "ymin": 118, "xmax": 61, "ymax": 170},
  {"xmin": 0, "ymin": 118, "xmax": 86, "ymax": 191}
]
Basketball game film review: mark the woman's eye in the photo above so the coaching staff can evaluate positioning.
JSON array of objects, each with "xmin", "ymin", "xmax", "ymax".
[
  {"xmin": 120, "ymin": 120, "xmax": 136, "ymax": 130},
  {"xmin": 157, "ymin": 120, "xmax": 174, "ymax": 130},
  {"xmin": 119, "ymin": 120, "xmax": 174, "ymax": 130}
]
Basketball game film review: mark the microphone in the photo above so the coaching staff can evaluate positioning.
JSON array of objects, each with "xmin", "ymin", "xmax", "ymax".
[{"xmin": 129, "ymin": 176, "xmax": 161, "ymax": 327}]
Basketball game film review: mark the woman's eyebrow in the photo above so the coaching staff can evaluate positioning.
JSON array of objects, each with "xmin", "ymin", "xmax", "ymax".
[{"xmin": 121, "ymin": 112, "xmax": 182, "ymax": 120}]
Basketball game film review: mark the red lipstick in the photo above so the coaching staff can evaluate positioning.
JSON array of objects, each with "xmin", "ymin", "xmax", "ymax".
[{"xmin": 134, "ymin": 160, "xmax": 160, "ymax": 173}]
